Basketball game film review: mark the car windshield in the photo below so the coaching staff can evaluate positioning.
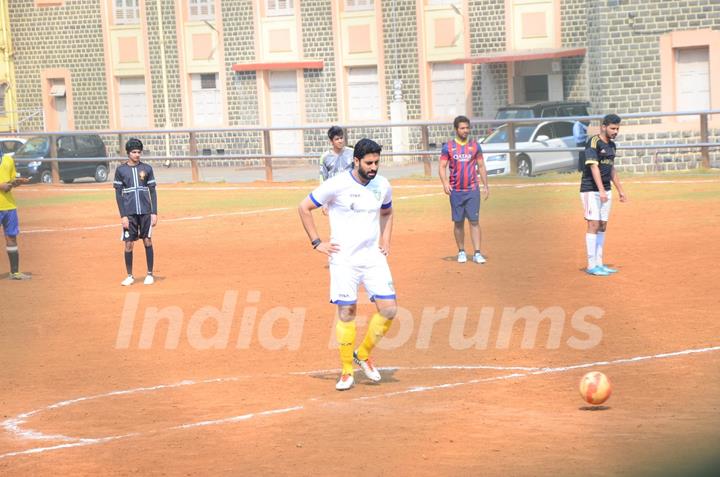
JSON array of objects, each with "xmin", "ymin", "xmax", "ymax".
[
  {"xmin": 496, "ymin": 109, "xmax": 534, "ymax": 120},
  {"xmin": 15, "ymin": 137, "xmax": 49, "ymax": 157},
  {"xmin": 483, "ymin": 125, "xmax": 535, "ymax": 144}
]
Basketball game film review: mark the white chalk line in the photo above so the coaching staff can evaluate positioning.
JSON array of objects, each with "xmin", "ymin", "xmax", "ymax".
[
  {"xmin": 1, "ymin": 344, "xmax": 718, "ymax": 461},
  {"xmin": 289, "ymin": 363, "xmax": 542, "ymax": 376},
  {"xmin": 20, "ymin": 176, "xmax": 720, "ymax": 234},
  {"xmin": 20, "ymin": 193, "xmax": 442, "ymax": 234},
  {"xmin": 354, "ymin": 345, "xmax": 720, "ymax": 401},
  {"xmin": 15, "ymin": 177, "xmax": 720, "ymax": 194}
]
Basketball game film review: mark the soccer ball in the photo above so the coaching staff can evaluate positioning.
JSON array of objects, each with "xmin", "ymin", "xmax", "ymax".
[{"xmin": 579, "ymin": 371, "xmax": 612, "ymax": 405}]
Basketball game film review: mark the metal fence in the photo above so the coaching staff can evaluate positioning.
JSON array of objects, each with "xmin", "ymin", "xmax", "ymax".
[{"xmin": 1, "ymin": 109, "xmax": 719, "ymax": 182}]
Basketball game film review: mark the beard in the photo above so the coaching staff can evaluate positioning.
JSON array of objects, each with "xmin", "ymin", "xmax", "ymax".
[{"xmin": 358, "ymin": 167, "xmax": 376, "ymax": 181}]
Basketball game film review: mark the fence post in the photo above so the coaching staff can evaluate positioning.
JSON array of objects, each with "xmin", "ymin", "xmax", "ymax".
[
  {"xmin": 700, "ymin": 113, "xmax": 709, "ymax": 169},
  {"xmin": 508, "ymin": 121, "xmax": 517, "ymax": 175},
  {"xmin": 49, "ymin": 135, "xmax": 60, "ymax": 183},
  {"xmin": 263, "ymin": 129, "xmax": 273, "ymax": 182},
  {"xmin": 189, "ymin": 131, "xmax": 200, "ymax": 182},
  {"xmin": 420, "ymin": 125, "xmax": 431, "ymax": 177},
  {"xmin": 118, "ymin": 133, "xmax": 124, "ymax": 157}
]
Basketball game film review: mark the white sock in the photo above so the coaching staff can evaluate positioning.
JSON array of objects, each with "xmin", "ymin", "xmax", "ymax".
[
  {"xmin": 596, "ymin": 232, "xmax": 605, "ymax": 267},
  {"xmin": 585, "ymin": 233, "xmax": 597, "ymax": 270}
]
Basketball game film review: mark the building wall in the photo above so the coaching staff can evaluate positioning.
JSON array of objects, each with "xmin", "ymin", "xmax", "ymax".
[
  {"xmin": 560, "ymin": 0, "xmax": 588, "ymax": 103},
  {"xmin": 300, "ymin": 0, "xmax": 338, "ymax": 156},
  {"xmin": 220, "ymin": 0, "xmax": 263, "ymax": 156},
  {"xmin": 9, "ymin": 0, "xmax": 109, "ymax": 131},
  {"xmin": 0, "ymin": 0, "xmax": 17, "ymax": 132},
  {"xmin": 469, "ymin": 0, "xmax": 508, "ymax": 119},
  {"xmin": 586, "ymin": 0, "xmax": 720, "ymax": 117},
  {"xmin": 5, "ymin": 0, "xmax": 719, "ymax": 173},
  {"xmin": 144, "ymin": 0, "xmax": 182, "ymax": 129}
]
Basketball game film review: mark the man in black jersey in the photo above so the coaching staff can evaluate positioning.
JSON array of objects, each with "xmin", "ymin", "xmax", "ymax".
[{"xmin": 579, "ymin": 114, "xmax": 627, "ymax": 276}]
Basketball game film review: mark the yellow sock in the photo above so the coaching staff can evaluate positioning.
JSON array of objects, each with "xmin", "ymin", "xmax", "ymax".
[
  {"xmin": 335, "ymin": 320, "xmax": 356, "ymax": 375},
  {"xmin": 356, "ymin": 313, "xmax": 392, "ymax": 361}
]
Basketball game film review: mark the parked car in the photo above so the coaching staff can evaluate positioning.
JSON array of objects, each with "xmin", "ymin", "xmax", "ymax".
[
  {"xmin": 14, "ymin": 134, "xmax": 109, "ymax": 184},
  {"xmin": 0, "ymin": 137, "xmax": 26, "ymax": 157},
  {"xmin": 495, "ymin": 101, "xmax": 590, "ymax": 120},
  {"xmin": 481, "ymin": 120, "xmax": 579, "ymax": 176}
]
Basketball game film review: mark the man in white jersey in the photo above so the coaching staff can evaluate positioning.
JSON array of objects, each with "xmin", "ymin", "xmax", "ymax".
[{"xmin": 298, "ymin": 138, "xmax": 397, "ymax": 391}]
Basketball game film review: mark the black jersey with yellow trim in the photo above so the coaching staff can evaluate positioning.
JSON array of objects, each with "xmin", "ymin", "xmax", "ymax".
[{"xmin": 580, "ymin": 135, "xmax": 616, "ymax": 192}]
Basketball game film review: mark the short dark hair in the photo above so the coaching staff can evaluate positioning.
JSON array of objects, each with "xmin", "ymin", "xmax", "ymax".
[
  {"xmin": 353, "ymin": 138, "xmax": 382, "ymax": 160},
  {"xmin": 453, "ymin": 115, "xmax": 470, "ymax": 130},
  {"xmin": 602, "ymin": 114, "xmax": 621, "ymax": 126},
  {"xmin": 125, "ymin": 137, "xmax": 143, "ymax": 153},
  {"xmin": 328, "ymin": 126, "xmax": 344, "ymax": 140}
]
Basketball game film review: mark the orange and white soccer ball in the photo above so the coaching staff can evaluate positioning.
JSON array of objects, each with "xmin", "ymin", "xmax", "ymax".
[{"xmin": 579, "ymin": 371, "xmax": 612, "ymax": 405}]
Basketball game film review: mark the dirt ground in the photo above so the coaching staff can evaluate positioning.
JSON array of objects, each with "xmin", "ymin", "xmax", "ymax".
[{"xmin": 1, "ymin": 176, "xmax": 719, "ymax": 476}]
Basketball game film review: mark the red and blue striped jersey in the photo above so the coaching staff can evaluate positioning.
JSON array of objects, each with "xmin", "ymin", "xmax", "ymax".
[{"xmin": 440, "ymin": 139, "xmax": 483, "ymax": 191}]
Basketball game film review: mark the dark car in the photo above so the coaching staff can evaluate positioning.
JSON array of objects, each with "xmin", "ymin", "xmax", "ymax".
[
  {"xmin": 496, "ymin": 101, "xmax": 590, "ymax": 120},
  {"xmin": 14, "ymin": 134, "xmax": 109, "ymax": 184}
]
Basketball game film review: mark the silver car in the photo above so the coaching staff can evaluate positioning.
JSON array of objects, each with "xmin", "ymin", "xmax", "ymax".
[{"xmin": 481, "ymin": 120, "xmax": 580, "ymax": 176}]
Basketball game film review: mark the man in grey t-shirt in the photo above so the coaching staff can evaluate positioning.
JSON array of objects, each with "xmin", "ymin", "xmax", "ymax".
[{"xmin": 319, "ymin": 126, "xmax": 353, "ymax": 182}]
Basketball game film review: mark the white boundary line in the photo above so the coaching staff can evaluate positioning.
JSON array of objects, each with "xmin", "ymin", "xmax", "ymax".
[
  {"xmin": 15, "ymin": 177, "xmax": 720, "ymax": 193},
  {"xmin": 21, "ymin": 193, "xmax": 443, "ymax": 234},
  {"xmin": 19, "ymin": 177, "xmax": 720, "ymax": 234},
  {"xmin": 1, "ymin": 344, "xmax": 718, "ymax": 460}
]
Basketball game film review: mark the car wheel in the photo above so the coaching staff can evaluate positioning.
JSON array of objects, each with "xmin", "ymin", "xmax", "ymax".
[
  {"xmin": 40, "ymin": 169, "xmax": 53, "ymax": 184},
  {"xmin": 95, "ymin": 164, "xmax": 109, "ymax": 183},
  {"xmin": 517, "ymin": 156, "xmax": 532, "ymax": 177},
  {"xmin": 62, "ymin": 178, "xmax": 74, "ymax": 184}
]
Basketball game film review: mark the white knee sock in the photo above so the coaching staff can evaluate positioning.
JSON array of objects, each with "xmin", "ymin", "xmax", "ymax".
[
  {"xmin": 585, "ymin": 233, "xmax": 597, "ymax": 270},
  {"xmin": 596, "ymin": 232, "xmax": 605, "ymax": 267}
]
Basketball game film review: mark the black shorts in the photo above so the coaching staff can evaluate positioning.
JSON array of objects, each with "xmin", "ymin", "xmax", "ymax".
[{"xmin": 122, "ymin": 214, "xmax": 153, "ymax": 242}]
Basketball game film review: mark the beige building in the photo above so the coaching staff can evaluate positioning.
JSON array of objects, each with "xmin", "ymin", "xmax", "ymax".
[{"xmin": 4, "ymin": 1, "xmax": 719, "ymax": 169}]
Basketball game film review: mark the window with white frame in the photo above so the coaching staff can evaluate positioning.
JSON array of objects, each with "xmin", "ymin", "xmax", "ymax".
[
  {"xmin": 118, "ymin": 77, "xmax": 148, "ymax": 128},
  {"xmin": 675, "ymin": 47, "xmax": 710, "ymax": 115},
  {"xmin": 191, "ymin": 73, "xmax": 222, "ymax": 126},
  {"xmin": 345, "ymin": 0, "xmax": 374, "ymax": 11},
  {"xmin": 114, "ymin": 0, "xmax": 140, "ymax": 25},
  {"xmin": 188, "ymin": 0, "xmax": 215, "ymax": 21},
  {"xmin": 347, "ymin": 67, "xmax": 381, "ymax": 121},
  {"xmin": 431, "ymin": 63, "xmax": 466, "ymax": 119},
  {"xmin": 266, "ymin": 0, "xmax": 294, "ymax": 16}
]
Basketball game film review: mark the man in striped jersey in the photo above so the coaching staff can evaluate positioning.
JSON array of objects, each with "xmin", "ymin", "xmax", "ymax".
[
  {"xmin": 439, "ymin": 116, "xmax": 489, "ymax": 264},
  {"xmin": 114, "ymin": 138, "xmax": 158, "ymax": 286}
]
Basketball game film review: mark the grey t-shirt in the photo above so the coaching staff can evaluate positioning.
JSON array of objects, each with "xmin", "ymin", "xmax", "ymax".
[{"xmin": 319, "ymin": 146, "xmax": 354, "ymax": 180}]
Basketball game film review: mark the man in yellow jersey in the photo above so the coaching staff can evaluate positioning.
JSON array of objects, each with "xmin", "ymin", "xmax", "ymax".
[{"xmin": 0, "ymin": 152, "xmax": 31, "ymax": 279}]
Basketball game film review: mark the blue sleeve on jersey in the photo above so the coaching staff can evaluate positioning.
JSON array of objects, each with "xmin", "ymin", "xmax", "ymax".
[
  {"xmin": 440, "ymin": 142, "xmax": 449, "ymax": 160},
  {"xmin": 381, "ymin": 201, "xmax": 392, "ymax": 209},
  {"xmin": 309, "ymin": 193, "xmax": 322, "ymax": 207}
]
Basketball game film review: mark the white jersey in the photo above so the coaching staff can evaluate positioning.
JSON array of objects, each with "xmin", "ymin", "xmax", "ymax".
[{"xmin": 309, "ymin": 171, "xmax": 393, "ymax": 265}]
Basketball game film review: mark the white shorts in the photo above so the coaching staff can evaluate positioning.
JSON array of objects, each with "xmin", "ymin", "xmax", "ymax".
[
  {"xmin": 580, "ymin": 191, "xmax": 612, "ymax": 221},
  {"xmin": 329, "ymin": 256, "xmax": 396, "ymax": 305}
]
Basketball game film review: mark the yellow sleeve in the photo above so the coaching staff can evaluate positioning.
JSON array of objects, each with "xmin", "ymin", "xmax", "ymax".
[{"xmin": 585, "ymin": 136, "xmax": 600, "ymax": 165}]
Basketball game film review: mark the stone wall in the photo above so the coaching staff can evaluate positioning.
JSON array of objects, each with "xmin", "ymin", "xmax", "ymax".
[{"xmin": 9, "ymin": 0, "xmax": 109, "ymax": 131}]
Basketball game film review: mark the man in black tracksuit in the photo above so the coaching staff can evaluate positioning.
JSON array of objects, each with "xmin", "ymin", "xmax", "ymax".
[{"xmin": 114, "ymin": 138, "xmax": 158, "ymax": 286}]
